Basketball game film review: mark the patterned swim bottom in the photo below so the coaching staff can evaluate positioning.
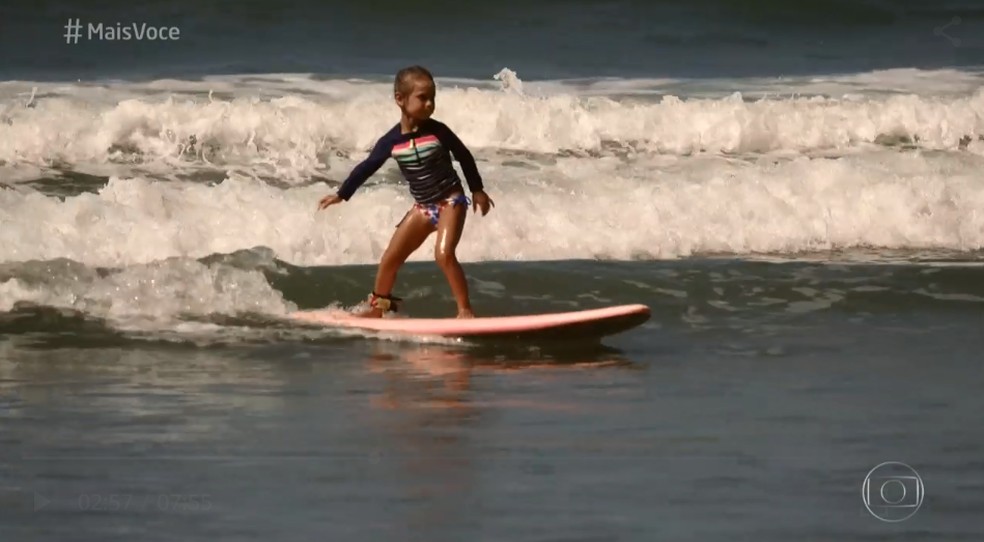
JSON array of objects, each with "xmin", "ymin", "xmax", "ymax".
[{"xmin": 410, "ymin": 193, "xmax": 471, "ymax": 226}]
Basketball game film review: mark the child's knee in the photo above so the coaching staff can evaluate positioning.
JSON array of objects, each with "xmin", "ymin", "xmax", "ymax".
[{"xmin": 434, "ymin": 247, "xmax": 457, "ymax": 268}]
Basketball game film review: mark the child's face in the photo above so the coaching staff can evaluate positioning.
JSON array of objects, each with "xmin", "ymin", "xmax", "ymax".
[{"xmin": 398, "ymin": 77, "xmax": 436, "ymax": 121}]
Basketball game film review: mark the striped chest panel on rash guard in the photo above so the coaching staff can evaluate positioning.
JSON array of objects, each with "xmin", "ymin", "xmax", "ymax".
[
  {"xmin": 390, "ymin": 134, "xmax": 461, "ymax": 203},
  {"xmin": 334, "ymin": 119, "xmax": 483, "ymax": 204}
]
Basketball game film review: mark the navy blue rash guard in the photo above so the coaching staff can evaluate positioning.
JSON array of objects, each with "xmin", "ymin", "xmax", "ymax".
[{"xmin": 336, "ymin": 118, "xmax": 484, "ymax": 204}]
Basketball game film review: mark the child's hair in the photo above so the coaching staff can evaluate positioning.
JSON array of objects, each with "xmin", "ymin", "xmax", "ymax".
[{"xmin": 394, "ymin": 65, "xmax": 434, "ymax": 95}]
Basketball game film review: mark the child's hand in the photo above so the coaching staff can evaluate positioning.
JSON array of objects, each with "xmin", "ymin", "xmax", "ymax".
[
  {"xmin": 318, "ymin": 194, "xmax": 343, "ymax": 210},
  {"xmin": 472, "ymin": 191, "xmax": 495, "ymax": 216}
]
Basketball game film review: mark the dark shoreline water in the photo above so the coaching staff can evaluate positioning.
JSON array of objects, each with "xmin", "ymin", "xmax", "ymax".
[
  {"xmin": 2, "ymin": 257, "xmax": 983, "ymax": 540},
  {"xmin": 2, "ymin": 291, "xmax": 983, "ymax": 540}
]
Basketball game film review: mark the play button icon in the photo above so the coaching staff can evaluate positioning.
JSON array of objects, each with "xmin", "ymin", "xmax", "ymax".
[{"xmin": 34, "ymin": 492, "xmax": 50, "ymax": 511}]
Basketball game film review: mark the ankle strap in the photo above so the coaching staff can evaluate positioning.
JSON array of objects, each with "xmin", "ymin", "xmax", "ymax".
[{"xmin": 369, "ymin": 292, "xmax": 402, "ymax": 312}]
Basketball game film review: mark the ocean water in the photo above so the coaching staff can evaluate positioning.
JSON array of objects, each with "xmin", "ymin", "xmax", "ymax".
[{"xmin": 3, "ymin": 1, "xmax": 984, "ymax": 540}]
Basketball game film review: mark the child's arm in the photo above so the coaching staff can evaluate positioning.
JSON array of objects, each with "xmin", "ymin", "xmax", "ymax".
[
  {"xmin": 335, "ymin": 134, "xmax": 394, "ymax": 201},
  {"xmin": 431, "ymin": 120, "xmax": 484, "ymax": 194}
]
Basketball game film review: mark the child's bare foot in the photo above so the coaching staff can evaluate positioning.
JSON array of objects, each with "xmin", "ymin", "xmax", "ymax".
[
  {"xmin": 456, "ymin": 308, "xmax": 475, "ymax": 319},
  {"xmin": 355, "ymin": 307, "xmax": 384, "ymax": 318}
]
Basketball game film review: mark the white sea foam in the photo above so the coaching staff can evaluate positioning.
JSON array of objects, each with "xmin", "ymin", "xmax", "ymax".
[
  {"xmin": 2, "ymin": 148, "xmax": 983, "ymax": 268},
  {"xmin": 2, "ymin": 68, "xmax": 984, "ymax": 185},
  {"xmin": 0, "ymin": 256, "xmax": 293, "ymax": 327},
  {"xmin": 2, "ymin": 68, "xmax": 983, "ymax": 268}
]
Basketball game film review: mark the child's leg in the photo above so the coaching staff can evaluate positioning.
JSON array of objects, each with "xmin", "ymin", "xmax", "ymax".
[
  {"xmin": 433, "ymin": 200, "xmax": 473, "ymax": 318},
  {"xmin": 360, "ymin": 209, "xmax": 434, "ymax": 317}
]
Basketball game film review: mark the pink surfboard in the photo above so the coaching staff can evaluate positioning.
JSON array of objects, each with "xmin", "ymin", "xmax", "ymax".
[{"xmin": 288, "ymin": 304, "xmax": 651, "ymax": 340}]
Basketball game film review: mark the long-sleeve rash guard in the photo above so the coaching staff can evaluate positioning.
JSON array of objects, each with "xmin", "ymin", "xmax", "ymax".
[{"xmin": 336, "ymin": 118, "xmax": 483, "ymax": 204}]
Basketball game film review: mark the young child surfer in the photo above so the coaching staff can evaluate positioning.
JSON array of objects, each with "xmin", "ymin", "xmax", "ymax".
[{"xmin": 317, "ymin": 66, "xmax": 494, "ymax": 318}]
